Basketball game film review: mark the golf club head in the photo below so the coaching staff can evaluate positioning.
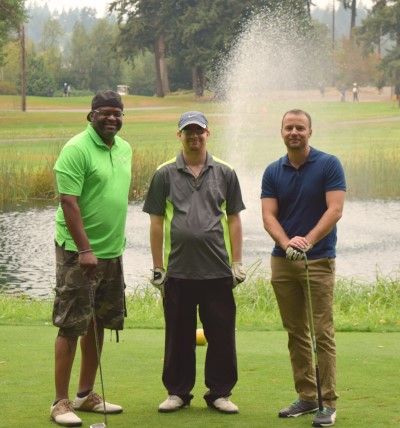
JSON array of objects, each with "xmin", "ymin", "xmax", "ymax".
[{"xmin": 90, "ymin": 424, "xmax": 106, "ymax": 428}]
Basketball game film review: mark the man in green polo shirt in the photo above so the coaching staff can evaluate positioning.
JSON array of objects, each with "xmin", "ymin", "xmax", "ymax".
[
  {"xmin": 143, "ymin": 111, "xmax": 246, "ymax": 414},
  {"xmin": 50, "ymin": 90, "xmax": 131, "ymax": 427}
]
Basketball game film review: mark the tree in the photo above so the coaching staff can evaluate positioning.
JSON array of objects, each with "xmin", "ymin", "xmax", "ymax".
[
  {"xmin": 357, "ymin": 0, "xmax": 400, "ymax": 89},
  {"xmin": 67, "ymin": 22, "xmax": 92, "ymax": 89},
  {"xmin": 110, "ymin": 0, "xmax": 175, "ymax": 97},
  {"xmin": 335, "ymin": 37, "xmax": 381, "ymax": 86},
  {"xmin": 26, "ymin": 52, "xmax": 56, "ymax": 96},
  {"xmin": 111, "ymin": 0, "xmax": 314, "ymax": 97},
  {"xmin": 0, "ymin": 0, "xmax": 26, "ymax": 65},
  {"xmin": 38, "ymin": 18, "xmax": 63, "ymax": 87},
  {"xmin": 341, "ymin": 0, "xmax": 358, "ymax": 37},
  {"xmin": 87, "ymin": 18, "xmax": 123, "ymax": 91}
]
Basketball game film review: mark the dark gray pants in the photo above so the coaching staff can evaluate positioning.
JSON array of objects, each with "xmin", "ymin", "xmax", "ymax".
[{"xmin": 162, "ymin": 277, "xmax": 237, "ymax": 404}]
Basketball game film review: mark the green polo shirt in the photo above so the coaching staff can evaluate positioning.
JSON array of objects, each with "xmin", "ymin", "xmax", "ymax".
[
  {"xmin": 54, "ymin": 124, "xmax": 132, "ymax": 258},
  {"xmin": 143, "ymin": 152, "xmax": 245, "ymax": 279}
]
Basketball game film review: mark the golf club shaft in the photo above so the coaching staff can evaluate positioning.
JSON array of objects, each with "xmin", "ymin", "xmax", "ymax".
[
  {"xmin": 89, "ymin": 282, "xmax": 108, "ymax": 427},
  {"xmin": 304, "ymin": 255, "xmax": 324, "ymax": 412}
]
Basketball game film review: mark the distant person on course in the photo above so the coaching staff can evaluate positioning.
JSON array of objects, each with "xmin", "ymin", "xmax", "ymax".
[
  {"xmin": 261, "ymin": 109, "xmax": 346, "ymax": 427},
  {"xmin": 143, "ymin": 111, "xmax": 246, "ymax": 415},
  {"xmin": 395, "ymin": 84, "xmax": 400, "ymax": 108},
  {"xmin": 352, "ymin": 83, "xmax": 359, "ymax": 102},
  {"xmin": 50, "ymin": 90, "xmax": 131, "ymax": 427}
]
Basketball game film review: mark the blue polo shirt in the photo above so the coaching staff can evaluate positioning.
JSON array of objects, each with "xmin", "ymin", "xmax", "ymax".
[{"xmin": 261, "ymin": 147, "xmax": 346, "ymax": 259}]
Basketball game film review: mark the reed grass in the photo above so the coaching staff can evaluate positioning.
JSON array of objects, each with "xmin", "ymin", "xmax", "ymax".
[
  {"xmin": 1, "ymin": 96, "xmax": 400, "ymax": 209},
  {"xmin": 1, "ymin": 276, "xmax": 399, "ymax": 332}
]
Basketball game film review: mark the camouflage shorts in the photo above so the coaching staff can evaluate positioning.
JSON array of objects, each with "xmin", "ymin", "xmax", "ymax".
[{"xmin": 53, "ymin": 244, "xmax": 126, "ymax": 337}]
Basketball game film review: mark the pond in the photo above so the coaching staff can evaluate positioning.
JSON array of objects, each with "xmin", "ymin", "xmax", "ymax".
[{"xmin": 1, "ymin": 197, "xmax": 399, "ymax": 298}]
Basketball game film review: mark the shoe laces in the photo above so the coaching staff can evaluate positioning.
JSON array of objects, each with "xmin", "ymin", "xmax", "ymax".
[
  {"xmin": 56, "ymin": 399, "xmax": 74, "ymax": 413},
  {"xmin": 317, "ymin": 407, "xmax": 335, "ymax": 416},
  {"xmin": 85, "ymin": 391, "xmax": 103, "ymax": 406}
]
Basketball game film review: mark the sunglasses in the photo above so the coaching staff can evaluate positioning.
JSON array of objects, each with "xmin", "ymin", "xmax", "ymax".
[
  {"xmin": 93, "ymin": 110, "xmax": 124, "ymax": 118},
  {"xmin": 181, "ymin": 127, "xmax": 207, "ymax": 135}
]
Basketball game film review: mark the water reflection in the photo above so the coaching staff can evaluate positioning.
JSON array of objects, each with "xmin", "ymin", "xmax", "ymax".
[{"xmin": 0, "ymin": 199, "xmax": 399, "ymax": 297}]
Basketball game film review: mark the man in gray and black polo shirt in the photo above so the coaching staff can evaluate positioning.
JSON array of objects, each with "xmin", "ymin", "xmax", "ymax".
[{"xmin": 143, "ymin": 111, "xmax": 246, "ymax": 414}]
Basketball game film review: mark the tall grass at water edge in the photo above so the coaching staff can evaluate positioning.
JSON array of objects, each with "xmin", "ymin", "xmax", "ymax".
[
  {"xmin": 2, "ymin": 98, "xmax": 400, "ymax": 208},
  {"xmin": 1, "ymin": 276, "xmax": 399, "ymax": 332},
  {"xmin": 340, "ymin": 145, "xmax": 400, "ymax": 200},
  {"xmin": 0, "ymin": 146, "xmax": 174, "ymax": 209},
  {"xmin": 1, "ymin": 132, "xmax": 400, "ymax": 208}
]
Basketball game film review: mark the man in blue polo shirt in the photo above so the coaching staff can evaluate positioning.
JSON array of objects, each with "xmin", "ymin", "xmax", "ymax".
[
  {"xmin": 261, "ymin": 109, "xmax": 346, "ymax": 427},
  {"xmin": 143, "ymin": 111, "xmax": 246, "ymax": 414}
]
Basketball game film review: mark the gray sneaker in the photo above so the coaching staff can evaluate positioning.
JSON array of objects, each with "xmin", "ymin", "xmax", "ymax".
[
  {"xmin": 312, "ymin": 407, "xmax": 336, "ymax": 427},
  {"xmin": 278, "ymin": 399, "xmax": 319, "ymax": 418}
]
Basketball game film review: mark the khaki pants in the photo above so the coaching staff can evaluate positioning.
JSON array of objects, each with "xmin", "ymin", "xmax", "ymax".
[{"xmin": 271, "ymin": 256, "xmax": 338, "ymax": 407}]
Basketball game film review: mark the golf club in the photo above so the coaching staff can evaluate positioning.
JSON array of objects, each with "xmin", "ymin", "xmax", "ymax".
[
  {"xmin": 88, "ymin": 281, "xmax": 108, "ymax": 428},
  {"xmin": 303, "ymin": 253, "xmax": 324, "ymax": 412}
]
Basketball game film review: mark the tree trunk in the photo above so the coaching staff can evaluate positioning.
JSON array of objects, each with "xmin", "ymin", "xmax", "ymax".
[
  {"xmin": 306, "ymin": 1, "xmax": 312, "ymax": 18},
  {"xmin": 19, "ymin": 24, "xmax": 26, "ymax": 112},
  {"xmin": 350, "ymin": 0, "xmax": 357, "ymax": 38},
  {"xmin": 154, "ymin": 38, "xmax": 164, "ymax": 98},
  {"xmin": 192, "ymin": 66, "xmax": 204, "ymax": 97},
  {"xmin": 157, "ymin": 34, "xmax": 170, "ymax": 94}
]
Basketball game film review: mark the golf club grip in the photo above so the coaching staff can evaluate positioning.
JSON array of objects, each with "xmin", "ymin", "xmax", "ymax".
[{"xmin": 315, "ymin": 366, "xmax": 324, "ymax": 411}]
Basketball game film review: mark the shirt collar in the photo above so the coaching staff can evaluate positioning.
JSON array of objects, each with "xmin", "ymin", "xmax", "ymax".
[
  {"xmin": 87, "ymin": 124, "xmax": 117, "ymax": 149},
  {"xmin": 176, "ymin": 152, "xmax": 213, "ymax": 170},
  {"xmin": 283, "ymin": 146, "xmax": 317, "ymax": 166}
]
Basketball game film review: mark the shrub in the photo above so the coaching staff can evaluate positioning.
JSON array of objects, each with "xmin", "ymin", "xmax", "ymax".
[{"xmin": 0, "ymin": 80, "xmax": 18, "ymax": 95}]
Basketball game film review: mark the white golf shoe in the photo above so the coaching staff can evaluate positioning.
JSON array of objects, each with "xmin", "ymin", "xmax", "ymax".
[
  {"xmin": 50, "ymin": 399, "xmax": 82, "ymax": 427},
  {"xmin": 158, "ymin": 395, "xmax": 186, "ymax": 412},
  {"xmin": 73, "ymin": 391, "xmax": 122, "ymax": 414},
  {"xmin": 210, "ymin": 397, "xmax": 239, "ymax": 414}
]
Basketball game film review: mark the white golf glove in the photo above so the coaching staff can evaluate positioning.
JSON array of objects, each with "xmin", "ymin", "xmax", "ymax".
[
  {"xmin": 285, "ymin": 245, "xmax": 312, "ymax": 261},
  {"xmin": 232, "ymin": 262, "xmax": 246, "ymax": 288},
  {"xmin": 150, "ymin": 267, "xmax": 166, "ymax": 296}
]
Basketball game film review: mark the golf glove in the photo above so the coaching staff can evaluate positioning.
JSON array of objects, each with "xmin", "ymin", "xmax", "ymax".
[
  {"xmin": 150, "ymin": 267, "xmax": 166, "ymax": 296},
  {"xmin": 232, "ymin": 262, "xmax": 246, "ymax": 288},
  {"xmin": 286, "ymin": 245, "xmax": 313, "ymax": 261}
]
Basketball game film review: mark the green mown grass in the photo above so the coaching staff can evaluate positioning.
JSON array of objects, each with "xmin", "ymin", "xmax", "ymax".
[{"xmin": 0, "ymin": 326, "xmax": 398, "ymax": 427}]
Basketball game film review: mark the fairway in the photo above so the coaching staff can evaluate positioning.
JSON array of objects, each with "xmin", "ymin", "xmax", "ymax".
[
  {"xmin": 1, "ymin": 94, "xmax": 400, "ymax": 209},
  {"xmin": 0, "ymin": 326, "xmax": 398, "ymax": 427}
]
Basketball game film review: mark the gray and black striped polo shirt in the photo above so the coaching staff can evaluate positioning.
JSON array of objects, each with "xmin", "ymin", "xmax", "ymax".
[{"xmin": 143, "ymin": 152, "xmax": 245, "ymax": 280}]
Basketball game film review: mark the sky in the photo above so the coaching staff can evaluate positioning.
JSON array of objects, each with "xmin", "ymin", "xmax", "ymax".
[{"xmin": 28, "ymin": 0, "xmax": 374, "ymax": 17}]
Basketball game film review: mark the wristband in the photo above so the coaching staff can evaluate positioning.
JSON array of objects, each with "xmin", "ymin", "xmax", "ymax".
[{"xmin": 78, "ymin": 249, "xmax": 93, "ymax": 254}]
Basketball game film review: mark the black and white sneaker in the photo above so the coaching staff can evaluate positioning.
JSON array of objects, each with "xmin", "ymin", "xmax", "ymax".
[
  {"xmin": 278, "ymin": 399, "xmax": 319, "ymax": 418},
  {"xmin": 312, "ymin": 407, "xmax": 336, "ymax": 427}
]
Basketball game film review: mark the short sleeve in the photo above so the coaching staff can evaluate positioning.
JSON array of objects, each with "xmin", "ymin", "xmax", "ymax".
[
  {"xmin": 226, "ymin": 169, "xmax": 245, "ymax": 215},
  {"xmin": 54, "ymin": 145, "xmax": 86, "ymax": 196},
  {"xmin": 261, "ymin": 165, "xmax": 277, "ymax": 198},
  {"xmin": 143, "ymin": 169, "xmax": 168, "ymax": 215},
  {"xmin": 324, "ymin": 156, "xmax": 346, "ymax": 192}
]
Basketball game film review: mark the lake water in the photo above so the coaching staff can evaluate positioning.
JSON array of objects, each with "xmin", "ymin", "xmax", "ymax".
[{"xmin": 1, "ymin": 198, "xmax": 399, "ymax": 297}]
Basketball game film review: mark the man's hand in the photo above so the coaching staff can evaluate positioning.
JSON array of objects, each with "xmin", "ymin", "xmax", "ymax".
[
  {"xmin": 232, "ymin": 262, "xmax": 246, "ymax": 288},
  {"xmin": 150, "ymin": 267, "xmax": 166, "ymax": 296},
  {"xmin": 285, "ymin": 244, "xmax": 312, "ymax": 261},
  {"xmin": 79, "ymin": 251, "xmax": 98, "ymax": 279}
]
